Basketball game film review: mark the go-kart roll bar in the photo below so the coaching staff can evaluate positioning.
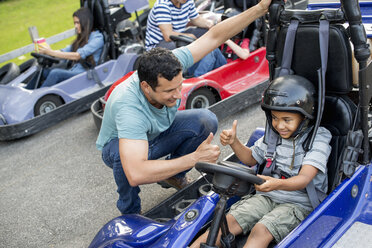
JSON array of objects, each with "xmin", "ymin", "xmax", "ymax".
[
  {"xmin": 266, "ymin": 0, "xmax": 285, "ymax": 81},
  {"xmin": 341, "ymin": 0, "xmax": 372, "ymax": 163},
  {"xmin": 101, "ymin": 0, "xmax": 117, "ymax": 59}
]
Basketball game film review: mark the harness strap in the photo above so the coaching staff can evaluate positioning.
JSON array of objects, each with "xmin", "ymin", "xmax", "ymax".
[
  {"xmin": 79, "ymin": 59, "xmax": 104, "ymax": 87},
  {"xmin": 277, "ymin": 19, "xmax": 299, "ymax": 77},
  {"xmin": 262, "ymin": 128, "xmax": 280, "ymax": 176},
  {"xmin": 306, "ymin": 180, "xmax": 327, "ymax": 209}
]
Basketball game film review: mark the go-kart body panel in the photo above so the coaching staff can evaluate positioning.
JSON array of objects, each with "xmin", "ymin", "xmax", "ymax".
[
  {"xmin": 88, "ymin": 192, "xmax": 220, "ymax": 248},
  {"xmin": 0, "ymin": 53, "xmax": 137, "ymax": 140},
  {"xmin": 277, "ymin": 164, "xmax": 372, "ymax": 248},
  {"xmin": 178, "ymin": 47, "xmax": 268, "ymax": 110}
]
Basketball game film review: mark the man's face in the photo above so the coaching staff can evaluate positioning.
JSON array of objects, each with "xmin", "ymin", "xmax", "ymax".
[
  {"xmin": 141, "ymin": 72, "xmax": 183, "ymax": 109},
  {"xmin": 271, "ymin": 110, "xmax": 304, "ymax": 139}
]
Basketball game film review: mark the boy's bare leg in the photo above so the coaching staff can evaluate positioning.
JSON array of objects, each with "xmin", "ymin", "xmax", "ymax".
[
  {"xmin": 190, "ymin": 214, "xmax": 243, "ymax": 248},
  {"xmin": 243, "ymin": 223, "xmax": 274, "ymax": 248}
]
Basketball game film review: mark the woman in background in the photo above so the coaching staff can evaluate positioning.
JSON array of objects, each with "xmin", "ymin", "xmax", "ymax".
[{"xmin": 26, "ymin": 7, "xmax": 104, "ymax": 89}]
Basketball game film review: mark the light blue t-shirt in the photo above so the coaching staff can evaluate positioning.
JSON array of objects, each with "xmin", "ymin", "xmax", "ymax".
[{"xmin": 96, "ymin": 46, "xmax": 194, "ymax": 150}]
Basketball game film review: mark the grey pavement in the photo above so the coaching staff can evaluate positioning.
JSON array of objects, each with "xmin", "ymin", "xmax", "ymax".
[{"xmin": 0, "ymin": 103, "xmax": 265, "ymax": 248}]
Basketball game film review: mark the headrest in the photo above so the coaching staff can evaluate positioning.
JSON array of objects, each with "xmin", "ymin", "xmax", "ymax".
[
  {"xmin": 280, "ymin": 9, "xmax": 345, "ymax": 24},
  {"xmin": 89, "ymin": 0, "xmax": 105, "ymax": 32},
  {"xmin": 276, "ymin": 23, "xmax": 353, "ymax": 94}
]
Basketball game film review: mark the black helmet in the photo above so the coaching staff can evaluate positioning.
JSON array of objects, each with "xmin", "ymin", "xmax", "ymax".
[
  {"xmin": 262, "ymin": 75, "xmax": 316, "ymax": 119},
  {"xmin": 262, "ymin": 75, "xmax": 316, "ymax": 137}
]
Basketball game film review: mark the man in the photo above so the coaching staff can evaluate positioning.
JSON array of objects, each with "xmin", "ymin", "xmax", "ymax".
[
  {"xmin": 96, "ymin": 0, "xmax": 272, "ymax": 215},
  {"xmin": 145, "ymin": 0, "xmax": 213, "ymax": 50}
]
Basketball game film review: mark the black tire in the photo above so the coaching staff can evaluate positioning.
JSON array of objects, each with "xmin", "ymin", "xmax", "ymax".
[
  {"xmin": 34, "ymin": 95, "xmax": 63, "ymax": 116},
  {"xmin": 19, "ymin": 58, "xmax": 37, "ymax": 73},
  {"xmin": 186, "ymin": 88, "xmax": 216, "ymax": 109},
  {"xmin": 0, "ymin": 62, "xmax": 20, "ymax": 85}
]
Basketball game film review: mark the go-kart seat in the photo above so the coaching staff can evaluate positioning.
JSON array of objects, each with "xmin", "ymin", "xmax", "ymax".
[
  {"xmin": 83, "ymin": 0, "xmax": 116, "ymax": 62},
  {"xmin": 272, "ymin": 8, "xmax": 358, "ymax": 193}
]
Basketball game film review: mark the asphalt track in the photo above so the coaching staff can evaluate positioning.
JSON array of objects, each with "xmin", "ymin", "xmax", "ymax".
[{"xmin": 0, "ymin": 103, "xmax": 265, "ymax": 248}]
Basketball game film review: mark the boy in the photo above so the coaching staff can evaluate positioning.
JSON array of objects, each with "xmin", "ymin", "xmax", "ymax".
[{"xmin": 191, "ymin": 75, "xmax": 332, "ymax": 248}]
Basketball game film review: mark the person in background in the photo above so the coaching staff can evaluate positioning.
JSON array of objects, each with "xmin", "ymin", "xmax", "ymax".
[
  {"xmin": 26, "ymin": 7, "xmax": 104, "ymax": 89},
  {"xmin": 145, "ymin": 0, "xmax": 214, "ymax": 50},
  {"xmin": 185, "ymin": 8, "xmax": 251, "ymax": 77}
]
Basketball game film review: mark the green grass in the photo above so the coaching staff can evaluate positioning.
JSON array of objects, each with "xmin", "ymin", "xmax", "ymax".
[
  {"xmin": 0, "ymin": 0, "xmax": 156, "ymax": 68},
  {"xmin": 0, "ymin": 0, "xmax": 80, "ymax": 67}
]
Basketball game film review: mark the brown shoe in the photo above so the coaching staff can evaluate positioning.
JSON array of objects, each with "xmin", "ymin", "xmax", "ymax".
[{"xmin": 157, "ymin": 175, "xmax": 192, "ymax": 190}]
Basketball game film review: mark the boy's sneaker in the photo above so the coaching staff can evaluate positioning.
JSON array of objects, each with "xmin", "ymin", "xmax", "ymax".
[{"xmin": 157, "ymin": 175, "xmax": 191, "ymax": 190}]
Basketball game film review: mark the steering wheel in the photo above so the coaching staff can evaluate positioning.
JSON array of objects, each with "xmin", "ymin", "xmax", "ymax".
[
  {"xmin": 31, "ymin": 52, "xmax": 60, "ymax": 67},
  {"xmin": 170, "ymin": 35, "xmax": 196, "ymax": 47},
  {"xmin": 196, "ymin": 161, "xmax": 265, "ymax": 185}
]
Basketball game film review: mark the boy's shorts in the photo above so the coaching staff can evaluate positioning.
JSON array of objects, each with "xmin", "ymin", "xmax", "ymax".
[{"xmin": 229, "ymin": 194, "xmax": 311, "ymax": 243}]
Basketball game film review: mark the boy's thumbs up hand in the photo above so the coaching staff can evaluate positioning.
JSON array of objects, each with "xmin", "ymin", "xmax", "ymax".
[
  {"xmin": 194, "ymin": 132, "xmax": 220, "ymax": 163},
  {"xmin": 220, "ymin": 120, "xmax": 238, "ymax": 146}
]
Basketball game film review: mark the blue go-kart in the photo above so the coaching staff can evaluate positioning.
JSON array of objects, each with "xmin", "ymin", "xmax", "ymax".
[{"xmin": 88, "ymin": 0, "xmax": 372, "ymax": 247}]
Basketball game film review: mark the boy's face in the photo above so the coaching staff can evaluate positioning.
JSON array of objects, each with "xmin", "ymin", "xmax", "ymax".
[{"xmin": 271, "ymin": 110, "xmax": 304, "ymax": 139}]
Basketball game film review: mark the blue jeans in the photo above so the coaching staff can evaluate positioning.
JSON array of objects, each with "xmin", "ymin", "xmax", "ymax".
[
  {"xmin": 25, "ymin": 68, "xmax": 80, "ymax": 89},
  {"xmin": 101, "ymin": 109, "xmax": 218, "ymax": 214},
  {"xmin": 186, "ymin": 48, "xmax": 227, "ymax": 77}
]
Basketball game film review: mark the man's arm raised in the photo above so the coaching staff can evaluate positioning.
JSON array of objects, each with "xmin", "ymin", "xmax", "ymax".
[
  {"xmin": 119, "ymin": 133, "xmax": 220, "ymax": 186},
  {"xmin": 187, "ymin": 0, "xmax": 271, "ymax": 63}
]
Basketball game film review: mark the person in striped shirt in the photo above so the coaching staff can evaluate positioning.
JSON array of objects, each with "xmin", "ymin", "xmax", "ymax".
[{"xmin": 145, "ymin": 0, "xmax": 214, "ymax": 50}]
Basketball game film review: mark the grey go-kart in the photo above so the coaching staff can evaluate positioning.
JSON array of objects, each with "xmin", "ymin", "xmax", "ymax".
[{"xmin": 0, "ymin": 0, "xmax": 146, "ymax": 141}]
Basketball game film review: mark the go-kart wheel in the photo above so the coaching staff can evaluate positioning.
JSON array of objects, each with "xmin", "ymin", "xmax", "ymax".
[
  {"xmin": 170, "ymin": 35, "xmax": 196, "ymax": 47},
  {"xmin": 0, "ymin": 62, "xmax": 20, "ymax": 85},
  {"xmin": 34, "ymin": 95, "xmax": 63, "ymax": 116},
  {"xmin": 186, "ymin": 88, "xmax": 216, "ymax": 109},
  {"xmin": 197, "ymin": 160, "xmax": 264, "ymax": 196},
  {"xmin": 196, "ymin": 161, "xmax": 265, "ymax": 185},
  {"xmin": 31, "ymin": 52, "xmax": 60, "ymax": 67}
]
